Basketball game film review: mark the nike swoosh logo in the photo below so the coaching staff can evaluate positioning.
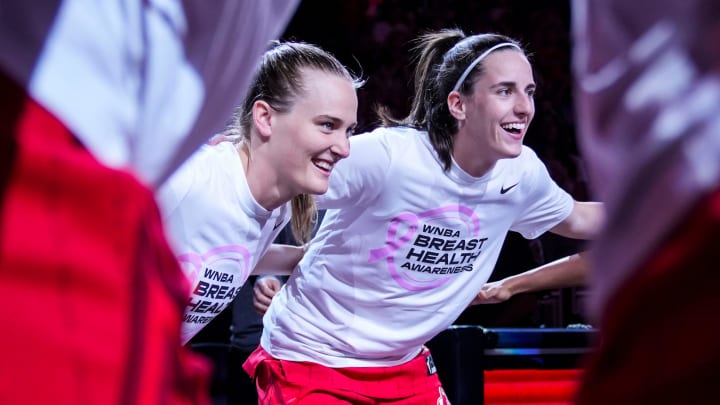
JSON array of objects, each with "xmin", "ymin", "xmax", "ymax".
[
  {"xmin": 500, "ymin": 183, "xmax": 519, "ymax": 194},
  {"xmin": 273, "ymin": 221, "xmax": 283, "ymax": 231}
]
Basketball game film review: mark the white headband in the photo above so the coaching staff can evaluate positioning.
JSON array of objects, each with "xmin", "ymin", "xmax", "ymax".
[{"xmin": 451, "ymin": 42, "xmax": 522, "ymax": 92}]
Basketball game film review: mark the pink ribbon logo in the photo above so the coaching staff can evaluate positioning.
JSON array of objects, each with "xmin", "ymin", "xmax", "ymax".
[
  {"xmin": 177, "ymin": 245, "xmax": 251, "ymax": 288},
  {"xmin": 368, "ymin": 205, "xmax": 480, "ymax": 291}
]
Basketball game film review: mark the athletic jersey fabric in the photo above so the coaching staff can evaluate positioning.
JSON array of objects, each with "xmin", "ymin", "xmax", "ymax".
[
  {"xmin": 0, "ymin": 2, "xmax": 298, "ymax": 402},
  {"xmin": 0, "ymin": 71, "xmax": 210, "ymax": 405},
  {"xmin": 571, "ymin": 0, "xmax": 720, "ymax": 319},
  {"xmin": 261, "ymin": 127, "xmax": 574, "ymax": 367},
  {"xmin": 157, "ymin": 142, "xmax": 291, "ymax": 344},
  {"xmin": 0, "ymin": 0, "xmax": 300, "ymax": 187}
]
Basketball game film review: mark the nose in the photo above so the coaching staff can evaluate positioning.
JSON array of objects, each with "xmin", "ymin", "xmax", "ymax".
[
  {"xmin": 514, "ymin": 94, "xmax": 534, "ymax": 117},
  {"xmin": 330, "ymin": 131, "xmax": 351, "ymax": 159}
]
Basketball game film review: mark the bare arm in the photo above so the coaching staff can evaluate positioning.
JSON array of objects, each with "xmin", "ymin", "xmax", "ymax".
[
  {"xmin": 251, "ymin": 244, "xmax": 304, "ymax": 276},
  {"xmin": 470, "ymin": 251, "xmax": 590, "ymax": 305},
  {"xmin": 550, "ymin": 201, "xmax": 605, "ymax": 240}
]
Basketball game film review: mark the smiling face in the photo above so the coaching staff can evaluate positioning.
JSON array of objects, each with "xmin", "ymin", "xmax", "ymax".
[
  {"xmin": 452, "ymin": 49, "xmax": 536, "ymax": 174},
  {"xmin": 269, "ymin": 68, "xmax": 358, "ymax": 196}
]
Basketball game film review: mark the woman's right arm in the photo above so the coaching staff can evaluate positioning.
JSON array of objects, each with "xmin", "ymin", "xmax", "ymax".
[
  {"xmin": 470, "ymin": 251, "xmax": 590, "ymax": 305},
  {"xmin": 251, "ymin": 244, "xmax": 304, "ymax": 276}
]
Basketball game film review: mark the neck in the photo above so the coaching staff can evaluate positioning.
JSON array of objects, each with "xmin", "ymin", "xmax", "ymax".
[
  {"xmin": 451, "ymin": 130, "xmax": 496, "ymax": 177},
  {"xmin": 237, "ymin": 143, "xmax": 288, "ymax": 211}
]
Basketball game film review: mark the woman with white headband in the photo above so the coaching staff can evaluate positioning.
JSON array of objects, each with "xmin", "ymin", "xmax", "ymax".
[{"xmin": 244, "ymin": 28, "xmax": 605, "ymax": 404}]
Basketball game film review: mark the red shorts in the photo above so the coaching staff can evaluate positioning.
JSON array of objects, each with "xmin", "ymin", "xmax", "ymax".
[
  {"xmin": 575, "ymin": 187, "xmax": 720, "ymax": 404},
  {"xmin": 243, "ymin": 346, "xmax": 451, "ymax": 404},
  {"xmin": 0, "ymin": 71, "xmax": 210, "ymax": 404}
]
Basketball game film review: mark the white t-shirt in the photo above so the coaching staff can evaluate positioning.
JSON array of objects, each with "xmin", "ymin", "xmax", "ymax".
[
  {"xmin": 157, "ymin": 142, "xmax": 290, "ymax": 344},
  {"xmin": 572, "ymin": 0, "xmax": 720, "ymax": 318},
  {"xmin": 261, "ymin": 127, "xmax": 573, "ymax": 367}
]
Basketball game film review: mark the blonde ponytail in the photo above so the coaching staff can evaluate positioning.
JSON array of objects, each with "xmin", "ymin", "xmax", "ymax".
[{"xmin": 290, "ymin": 193, "xmax": 318, "ymax": 245}]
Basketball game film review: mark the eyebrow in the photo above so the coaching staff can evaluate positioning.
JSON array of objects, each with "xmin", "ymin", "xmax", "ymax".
[{"xmin": 491, "ymin": 81, "xmax": 537, "ymax": 91}]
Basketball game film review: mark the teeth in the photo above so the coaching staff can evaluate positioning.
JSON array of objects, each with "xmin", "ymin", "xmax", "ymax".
[
  {"xmin": 501, "ymin": 123, "xmax": 526, "ymax": 130},
  {"xmin": 314, "ymin": 160, "xmax": 332, "ymax": 171}
]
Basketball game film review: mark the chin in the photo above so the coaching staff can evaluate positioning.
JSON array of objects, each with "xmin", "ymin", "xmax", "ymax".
[
  {"xmin": 496, "ymin": 149, "xmax": 521, "ymax": 161},
  {"xmin": 503, "ymin": 143, "xmax": 523, "ymax": 157},
  {"xmin": 303, "ymin": 181, "xmax": 329, "ymax": 196}
]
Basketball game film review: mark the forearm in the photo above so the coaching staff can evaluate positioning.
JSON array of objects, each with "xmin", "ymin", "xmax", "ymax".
[
  {"xmin": 500, "ymin": 251, "xmax": 590, "ymax": 296},
  {"xmin": 252, "ymin": 244, "xmax": 304, "ymax": 276},
  {"xmin": 551, "ymin": 201, "xmax": 605, "ymax": 240}
]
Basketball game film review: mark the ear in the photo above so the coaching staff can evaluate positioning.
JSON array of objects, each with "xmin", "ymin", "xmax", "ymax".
[
  {"xmin": 252, "ymin": 100, "xmax": 273, "ymax": 139},
  {"xmin": 447, "ymin": 91, "xmax": 466, "ymax": 120}
]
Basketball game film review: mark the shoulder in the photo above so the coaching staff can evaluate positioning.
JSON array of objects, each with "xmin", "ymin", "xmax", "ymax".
[
  {"xmin": 185, "ymin": 142, "xmax": 239, "ymax": 172},
  {"xmin": 350, "ymin": 126, "xmax": 424, "ymax": 151},
  {"xmin": 202, "ymin": 141, "xmax": 237, "ymax": 158},
  {"xmin": 163, "ymin": 143, "xmax": 238, "ymax": 191},
  {"xmin": 495, "ymin": 145, "xmax": 543, "ymax": 174},
  {"xmin": 511, "ymin": 145, "xmax": 546, "ymax": 176},
  {"xmin": 355, "ymin": 125, "xmax": 422, "ymax": 140},
  {"xmin": 518, "ymin": 145, "xmax": 541, "ymax": 162}
]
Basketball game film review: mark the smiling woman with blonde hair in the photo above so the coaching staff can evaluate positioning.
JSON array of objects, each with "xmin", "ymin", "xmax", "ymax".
[{"xmin": 157, "ymin": 41, "xmax": 363, "ymax": 344}]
